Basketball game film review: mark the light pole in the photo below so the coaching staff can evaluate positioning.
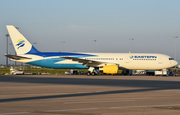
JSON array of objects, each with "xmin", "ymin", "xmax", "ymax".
[
  {"xmin": 93, "ymin": 40, "xmax": 97, "ymax": 52},
  {"xmin": 61, "ymin": 41, "xmax": 65, "ymax": 52},
  {"xmin": 129, "ymin": 38, "xmax": 134, "ymax": 53},
  {"xmin": 15, "ymin": 27, "xmax": 19, "ymax": 67},
  {"xmin": 173, "ymin": 36, "xmax": 178, "ymax": 61},
  {"xmin": 9, "ymin": 43, "xmax": 12, "ymax": 66},
  {"xmin": 6, "ymin": 33, "xmax": 9, "ymax": 67}
]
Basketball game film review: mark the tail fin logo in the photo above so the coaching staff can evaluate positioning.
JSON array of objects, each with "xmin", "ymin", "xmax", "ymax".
[{"xmin": 16, "ymin": 39, "xmax": 25, "ymax": 49}]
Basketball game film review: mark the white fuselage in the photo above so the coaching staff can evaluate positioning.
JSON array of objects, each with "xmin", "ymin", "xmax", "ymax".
[{"xmin": 14, "ymin": 52, "xmax": 178, "ymax": 70}]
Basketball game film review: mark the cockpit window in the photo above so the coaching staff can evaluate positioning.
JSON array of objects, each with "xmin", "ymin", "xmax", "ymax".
[{"xmin": 169, "ymin": 58, "xmax": 174, "ymax": 60}]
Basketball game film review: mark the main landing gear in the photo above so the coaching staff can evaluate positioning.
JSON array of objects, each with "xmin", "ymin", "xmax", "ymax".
[{"xmin": 87, "ymin": 67, "xmax": 99, "ymax": 76}]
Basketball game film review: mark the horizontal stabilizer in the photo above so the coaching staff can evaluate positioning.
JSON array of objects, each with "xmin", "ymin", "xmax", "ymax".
[{"xmin": 4, "ymin": 54, "xmax": 32, "ymax": 60}]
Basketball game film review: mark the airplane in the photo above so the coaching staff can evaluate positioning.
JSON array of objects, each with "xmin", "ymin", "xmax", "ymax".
[{"xmin": 5, "ymin": 25, "xmax": 178, "ymax": 75}]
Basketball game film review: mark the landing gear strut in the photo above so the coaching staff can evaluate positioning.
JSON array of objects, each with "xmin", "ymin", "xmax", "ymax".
[{"xmin": 87, "ymin": 67, "xmax": 99, "ymax": 76}]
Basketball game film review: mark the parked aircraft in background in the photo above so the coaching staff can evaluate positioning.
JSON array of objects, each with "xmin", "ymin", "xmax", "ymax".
[{"xmin": 5, "ymin": 25, "xmax": 178, "ymax": 75}]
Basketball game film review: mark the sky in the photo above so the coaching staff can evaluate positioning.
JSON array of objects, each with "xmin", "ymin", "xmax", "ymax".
[{"xmin": 0, "ymin": 0, "xmax": 180, "ymax": 65}]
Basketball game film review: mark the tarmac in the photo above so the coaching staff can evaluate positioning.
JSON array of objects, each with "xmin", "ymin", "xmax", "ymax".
[{"xmin": 0, "ymin": 75, "xmax": 180, "ymax": 115}]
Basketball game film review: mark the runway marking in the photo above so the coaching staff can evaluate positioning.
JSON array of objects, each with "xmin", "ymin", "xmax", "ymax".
[
  {"xmin": 0, "ymin": 112, "xmax": 30, "ymax": 115},
  {"xmin": 110, "ymin": 104, "xmax": 180, "ymax": 109},
  {"xmin": 0, "ymin": 108, "xmax": 97, "ymax": 115},
  {"xmin": 2, "ymin": 104, "xmax": 180, "ymax": 115},
  {"xmin": 31, "ymin": 111, "xmax": 99, "ymax": 115},
  {"xmin": 64, "ymin": 100, "xmax": 135, "ymax": 104},
  {"xmin": 47, "ymin": 108, "xmax": 98, "ymax": 112}
]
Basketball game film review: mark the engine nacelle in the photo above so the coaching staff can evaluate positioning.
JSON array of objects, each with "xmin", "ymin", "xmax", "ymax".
[{"xmin": 103, "ymin": 65, "xmax": 118, "ymax": 74}]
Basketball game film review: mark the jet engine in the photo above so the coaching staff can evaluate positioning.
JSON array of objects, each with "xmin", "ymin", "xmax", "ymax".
[{"xmin": 102, "ymin": 65, "xmax": 118, "ymax": 75}]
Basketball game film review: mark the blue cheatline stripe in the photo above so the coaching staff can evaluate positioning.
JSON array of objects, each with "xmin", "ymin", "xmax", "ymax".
[
  {"xmin": 25, "ymin": 46, "xmax": 96, "ymax": 69},
  {"xmin": 26, "ymin": 59, "xmax": 89, "ymax": 69},
  {"xmin": 26, "ymin": 46, "xmax": 96, "ymax": 57},
  {"xmin": 26, "ymin": 46, "xmax": 40, "ymax": 54}
]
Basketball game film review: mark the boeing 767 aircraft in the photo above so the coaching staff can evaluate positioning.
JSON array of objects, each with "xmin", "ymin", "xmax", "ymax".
[{"xmin": 5, "ymin": 25, "xmax": 178, "ymax": 75}]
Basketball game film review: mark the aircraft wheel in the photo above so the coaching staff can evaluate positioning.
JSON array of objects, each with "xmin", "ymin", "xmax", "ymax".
[
  {"xmin": 87, "ymin": 72, "xmax": 91, "ymax": 76},
  {"xmin": 92, "ymin": 72, "xmax": 95, "ymax": 76}
]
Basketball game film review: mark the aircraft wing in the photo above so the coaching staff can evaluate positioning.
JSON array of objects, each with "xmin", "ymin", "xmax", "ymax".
[
  {"xmin": 4, "ymin": 54, "xmax": 32, "ymax": 60},
  {"xmin": 62, "ymin": 57, "xmax": 117, "ymax": 67}
]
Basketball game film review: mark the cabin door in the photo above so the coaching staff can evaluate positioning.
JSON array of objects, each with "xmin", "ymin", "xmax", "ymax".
[
  {"xmin": 125, "ymin": 57, "xmax": 130, "ymax": 63},
  {"xmin": 158, "ymin": 57, "xmax": 163, "ymax": 64}
]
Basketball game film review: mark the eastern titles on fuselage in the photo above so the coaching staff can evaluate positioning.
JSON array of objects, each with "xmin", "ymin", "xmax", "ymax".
[{"xmin": 130, "ymin": 55, "xmax": 157, "ymax": 59}]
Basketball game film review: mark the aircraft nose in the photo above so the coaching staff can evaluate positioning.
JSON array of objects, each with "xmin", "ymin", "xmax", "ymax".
[{"xmin": 174, "ymin": 60, "xmax": 178, "ymax": 67}]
